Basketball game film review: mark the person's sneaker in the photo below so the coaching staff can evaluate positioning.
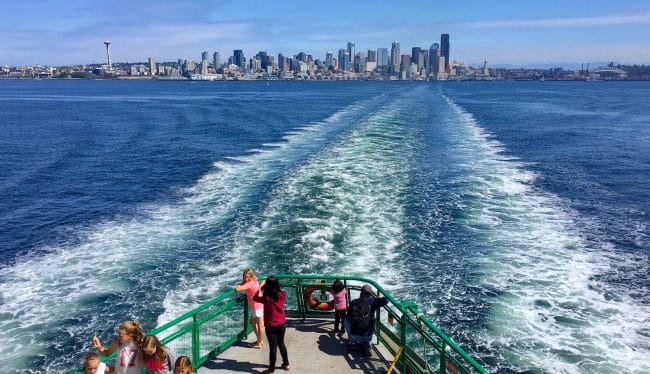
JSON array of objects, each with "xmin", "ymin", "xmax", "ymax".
[{"xmin": 362, "ymin": 343, "xmax": 371, "ymax": 357}]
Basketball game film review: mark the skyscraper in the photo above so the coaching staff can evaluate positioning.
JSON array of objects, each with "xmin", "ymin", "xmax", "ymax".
[
  {"xmin": 401, "ymin": 55, "xmax": 411, "ymax": 73},
  {"xmin": 201, "ymin": 51, "xmax": 209, "ymax": 75},
  {"xmin": 338, "ymin": 48, "xmax": 349, "ymax": 71},
  {"xmin": 377, "ymin": 48, "xmax": 389, "ymax": 67},
  {"xmin": 296, "ymin": 52, "xmax": 309, "ymax": 63},
  {"xmin": 367, "ymin": 50, "xmax": 377, "ymax": 63},
  {"xmin": 440, "ymin": 34, "xmax": 450, "ymax": 72},
  {"xmin": 347, "ymin": 41, "xmax": 355, "ymax": 71},
  {"xmin": 234, "ymin": 50, "xmax": 245, "ymax": 68},
  {"xmin": 278, "ymin": 53, "xmax": 286, "ymax": 71},
  {"xmin": 148, "ymin": 57, "xmax": 156, "ymax": 75},
  {"xmin": 411, "ymin": 47, "xmax": 424, "ymax": 71},
  {"xmin": 429, "ymin": 43, "xmax": 440, "ymax": 75},
  {"xmin": 390, "ymin": 41, "xmax": 400, "ymax": 74},
  {"xmin": 257, "ymin": 51, "xmax": 270, "ymax": 70},
  {"xmin": 325, "ymin": 52, "xmax": 334, "ymax": 69},
  {"xmin": 213, "ymin": 52, "xmax": 220, "ymax": 69},
  {"xmin": 354, "ymin": 52, "xmax": 365, "ymax": 73}
]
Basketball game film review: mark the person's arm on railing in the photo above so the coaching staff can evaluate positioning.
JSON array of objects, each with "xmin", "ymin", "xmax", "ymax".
[
  {"xmin": 91, "ymin": 336, "xmax": 119, "ymax": 356},
  {"xmin": 235, "ymin": 283, "xmax": 250, "ymax": 292}
]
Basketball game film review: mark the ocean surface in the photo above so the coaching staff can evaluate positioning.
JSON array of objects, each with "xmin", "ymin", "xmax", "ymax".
[{"xmin": 0, "ymin": 80, "xmax": 648, "ymax": 373}]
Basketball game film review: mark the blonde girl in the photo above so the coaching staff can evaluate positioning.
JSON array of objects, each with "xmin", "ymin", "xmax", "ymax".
[
  {"xmin": 83, "ymin": 351, "xmax": 111, "ymax": 374},
  {"xmin": 173, "ymin": 356, "xmax": 194, "ymax": 374},
  {"xmin": 92, "ymin": 320, "xmax": 145, "ymax": 374},
  {"xmin": 142, "ymin": 335, "xmax": 176, "ymax": 373},
  {"xmin": 234, "ymin": 267, "xmax": 265, "ymax": 348}
]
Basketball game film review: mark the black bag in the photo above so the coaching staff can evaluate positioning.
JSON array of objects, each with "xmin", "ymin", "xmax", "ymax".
[{"xmin": 349, "ymin": 299, "xmax": 372, "ymax": 331}]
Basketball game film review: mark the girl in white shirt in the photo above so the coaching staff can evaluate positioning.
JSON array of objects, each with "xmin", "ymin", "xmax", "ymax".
[
  {"xmin": 92, "ymin": 320, "xmax": 145, "ymax": 374},
  {"xmin": 83, "ymin": 351, "xmax": 111, "ymax": 374}
]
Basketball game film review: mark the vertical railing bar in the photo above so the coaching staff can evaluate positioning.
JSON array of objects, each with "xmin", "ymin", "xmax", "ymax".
[
  {"xmin": 243, "ymin": 299, "xmax": 249, "ymax": 341},
  {"xmin": 440, "ymin": 341, "xmax": 447, "ymax": 374},
  {"xmin": 192, "ymin": 314, "xmax": 200, "ymax": 369},
  {"xmin": 400, "ymin": 303, "xmax": 408, "ymax": 374}
]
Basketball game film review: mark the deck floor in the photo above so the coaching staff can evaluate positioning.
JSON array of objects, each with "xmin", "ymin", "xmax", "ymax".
[{"xmin": 198, "ymin": 318, "xmax": 394, "ymax": 373}]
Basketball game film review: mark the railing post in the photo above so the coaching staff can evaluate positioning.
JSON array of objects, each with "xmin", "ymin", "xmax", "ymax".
[
  {"xmin": 243, "ymin": 299, "xmax": 250, "ymax": 340},
  {"xmin": 400, "ymin": 314, "xmax": 407, "ymax": 374},
  {"xmin": 298, "ymin": 283, "xmax": 306, "ymax": 320},
  {"xmin": 400, "ymin": 301, "xmax": 417, "ymax": 374},
  {"xmin": 440, "ymin": 341, "xmax": 447, "ymax": 374},
  {"xmin": 192, "ymin": 314, "xmax": 200, "ymax": 368}
]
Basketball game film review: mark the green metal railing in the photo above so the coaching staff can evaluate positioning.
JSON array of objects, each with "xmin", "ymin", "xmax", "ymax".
[{"xmin": 74, "ymin": 274, "xmax": 488, "ymax": 374}]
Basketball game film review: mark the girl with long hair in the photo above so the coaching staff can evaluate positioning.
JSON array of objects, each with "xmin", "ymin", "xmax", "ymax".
[
  {"xmin": 173, "ymin": 356, "xmax": 194, "ymax": 374},
  {"xmin": 234, "ymin": 267, "xmax": 265, "ymax": 348},
  {"xmin": 92, "ymin": 320, "xmax": 145, "ymax": 374},
  {"xmin": 142, "ymin": 335, "xmax": 176, "ymax": 373},
  {"xmin": 253, "ymin": 276, "xmax": 290, "ymax": 373}
]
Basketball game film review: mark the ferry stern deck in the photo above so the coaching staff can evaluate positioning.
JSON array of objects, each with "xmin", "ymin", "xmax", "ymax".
[{"xmin": 198, "ymin": 317, "xmax": 394, "ymax": 373}]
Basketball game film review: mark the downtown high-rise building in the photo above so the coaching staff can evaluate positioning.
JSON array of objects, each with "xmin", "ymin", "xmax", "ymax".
[
  {"xmin": 234, "ymin": 50, "xmax": 245, "ymax": 68},
  {"xmin": 347, "ymin": 41, "xmax": 355, "ymax": 71},
  {"xmin": 440, "ymin": 34, "xmax": 450, "ymax": 72},
  {"xmin": 325, "ymin": 52, "xmax": 334, "ymax": 69},
  {"xmin": 257, "ymin": 51, "xmax": 270, "ymax": 71},
  {"xmin": 367, "ymin": 50, "xmax": 377, "ymax": 63},
  {"xmin": 429, "ymin": 43, "xmax": 440, "ymax": 75},
  {"xmin": 338, "ymin": 48, "xmax": 349, "ymax": 71},
  {"xmin": 400, "ymin": 54, "xmax": 411, "ymax": 73},
  {"xmin": 201, "ymin": 51, "xmax": 209, "ymax": 75},
  {"xmin": 213, "ymin": 52, "xmax": 220, "ymax": 69},
  {"xmin": 390, "ymin": 41, "xmax": 401, "ymax": 74},
  {"xmin": 295, "ymin": 51, "xmax": 310, "ymax": 63},
  {"xmin": 377, "ymin": 48, "xmax": 389, "ymax": 67},
  {"xmin": 277, "ymin": 53, "xmax": 287, "ymax": 72},
  {"xmin": 411, "ymin": 47, "xmax": 424, "ymax": 71},
  {"xmin": 354, "ymin": 52, "xmax": 365, "ymax": 73}
]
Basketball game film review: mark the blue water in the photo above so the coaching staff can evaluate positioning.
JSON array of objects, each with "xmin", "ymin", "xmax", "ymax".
[{"xmin": 0, "ymin": 80, "xmax": 648, "ymax": 373}]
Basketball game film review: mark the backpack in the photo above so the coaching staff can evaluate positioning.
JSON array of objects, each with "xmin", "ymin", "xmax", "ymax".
[{"xmin": 349, "ymin": 298, "xmax": 372, "ymax": 331}]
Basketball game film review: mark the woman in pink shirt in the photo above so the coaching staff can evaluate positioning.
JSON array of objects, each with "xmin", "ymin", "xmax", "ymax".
[
  {"xmin": 329, "ymin": 279, "xmax": 347, "ymax": 335},
  {"xmin": 235, "ymin": 268, "xmax": 265, "ymax": 348},
  {"xmin": 253, "ymin": 276, "xmax": 290, "ymax": 373}
]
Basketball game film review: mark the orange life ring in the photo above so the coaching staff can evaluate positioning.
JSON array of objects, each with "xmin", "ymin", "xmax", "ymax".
[
  {"xmin": 317, "ymin": 302, "xmax": 334, "ymax": 311},
  {"xmin": 304, "ymin": 288, "xmax": 334, "ymax": 311},
  {"xmin": 304, "ymin": 288, "xmax": 319, "ymax": 307}
]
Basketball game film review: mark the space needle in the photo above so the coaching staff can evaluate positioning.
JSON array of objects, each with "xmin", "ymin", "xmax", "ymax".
[{"xmin": 104, "ymin": 41, "xmax": 112, "ymax": 71}]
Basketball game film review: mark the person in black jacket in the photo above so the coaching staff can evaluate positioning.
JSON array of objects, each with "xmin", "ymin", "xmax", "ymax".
[{"xmin": 344, "ymin": 284, "xmax": 388, "ymax": 356}]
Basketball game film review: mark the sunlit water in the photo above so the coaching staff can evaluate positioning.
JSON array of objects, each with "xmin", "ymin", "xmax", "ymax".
[{"xmin": 0, "ymin": 80, "xmax": 648, "ymax": 373}]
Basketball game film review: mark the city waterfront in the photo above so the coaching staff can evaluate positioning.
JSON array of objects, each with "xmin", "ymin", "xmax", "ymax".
[{"xmin": 2, "ymin": 33, "xmax": 645, "ymax": 81}]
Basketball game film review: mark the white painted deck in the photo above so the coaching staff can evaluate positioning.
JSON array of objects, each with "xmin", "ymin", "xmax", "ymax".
[{"xmin": 198, "ymin": 318, "xmax": 395, "ymax": 373}]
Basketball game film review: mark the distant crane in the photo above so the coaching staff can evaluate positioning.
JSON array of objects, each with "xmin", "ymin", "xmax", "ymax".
[{"xmin": 104, "ymin": 41, "xmax": 112, "ymax": 70}]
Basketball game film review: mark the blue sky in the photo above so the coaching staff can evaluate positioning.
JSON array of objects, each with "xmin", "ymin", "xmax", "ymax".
[{"xmin": 2, "ymin": 0, "xmax": 650, "ymax": 67}]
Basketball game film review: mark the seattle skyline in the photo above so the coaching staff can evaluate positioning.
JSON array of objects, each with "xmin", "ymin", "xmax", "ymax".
[{"xmin": 2, "ymin": 0, "xmax": 650, "ymax": 67}]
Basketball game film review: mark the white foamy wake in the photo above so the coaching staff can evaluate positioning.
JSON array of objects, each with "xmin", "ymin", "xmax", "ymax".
[
  {"xmin": 442, "ymin": 95, "xmax": 650, "ymax": 374},
  {"xmin": 158, "ymin": 95, "xmax": 420, "ymax": 325}
]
